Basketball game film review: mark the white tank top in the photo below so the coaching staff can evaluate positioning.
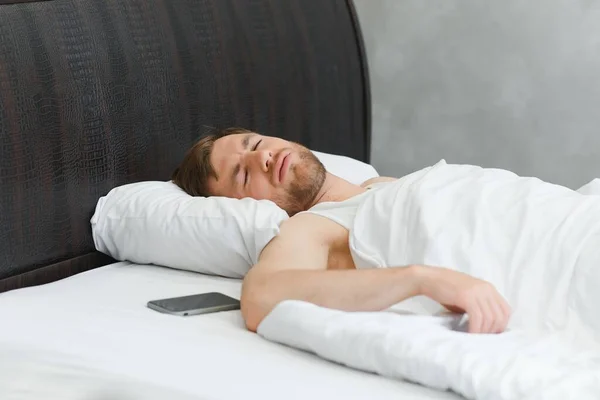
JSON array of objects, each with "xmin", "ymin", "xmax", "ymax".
[{"xmin": 300, "ymin": 182, "xmax": 389, "ymax": 230}]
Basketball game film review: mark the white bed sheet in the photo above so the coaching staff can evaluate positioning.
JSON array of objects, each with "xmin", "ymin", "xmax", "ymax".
[{"xmin": 0, "ymin": 262, "xmax": 463, "ymax": 400}]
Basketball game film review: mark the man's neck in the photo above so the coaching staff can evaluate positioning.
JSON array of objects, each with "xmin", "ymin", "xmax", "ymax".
[{"xmin": 307, "ymin": 173, "xmax": 366, "ymax": 210}]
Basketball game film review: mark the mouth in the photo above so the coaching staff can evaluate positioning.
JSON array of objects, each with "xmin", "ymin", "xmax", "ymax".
[{"xmin": 276, "ymin": 152, "xmax": 291, "ymax": 184}]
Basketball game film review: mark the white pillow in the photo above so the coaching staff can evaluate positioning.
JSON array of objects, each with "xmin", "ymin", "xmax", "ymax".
[
  {"xmin": 91, "ymin": 152, "xmax": 379, "ymax": 278},
  {"xmin": 91, "ymin": 182, "xmax": 287, "ymax": 278},
  {"xmin": 312, "ymin": 150, "xmax": 379, "ymax": 184}
]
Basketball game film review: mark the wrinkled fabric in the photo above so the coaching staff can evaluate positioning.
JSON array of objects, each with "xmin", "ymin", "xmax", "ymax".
[
  {"xmin": 258, "ymin": 301, "xmax": 600, "ymax": 400},
  {"xmin": 351, "ymin": 160, "xmax": 600, "ymax": 343},
  {"xmin": 258, "ymin": 161, "xmax": 600, "ymax": 399}
]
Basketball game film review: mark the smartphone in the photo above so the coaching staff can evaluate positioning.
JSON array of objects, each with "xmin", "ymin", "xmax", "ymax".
[{"xmin": 147, "ymin": 292, "xmax": 240, "ymax": 316}]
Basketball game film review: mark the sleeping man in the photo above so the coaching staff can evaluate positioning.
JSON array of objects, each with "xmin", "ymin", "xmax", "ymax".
[{"xmin": 171, "ymin": 128, "xmax": 600, "ymax": 344}]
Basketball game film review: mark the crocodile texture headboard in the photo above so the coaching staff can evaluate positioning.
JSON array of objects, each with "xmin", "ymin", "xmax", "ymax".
[{"xmin": 0, "ymin": 0, "xmax": 370, "ymax": 292}]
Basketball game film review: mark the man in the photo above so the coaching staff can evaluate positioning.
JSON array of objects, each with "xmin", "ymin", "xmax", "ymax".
[{"xmin": 172, "ymin": 128, "xmax": 512, "ymax": 335}]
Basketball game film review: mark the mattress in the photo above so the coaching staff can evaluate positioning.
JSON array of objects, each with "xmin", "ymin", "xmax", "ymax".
[{"xmin": 0, "ymin": 262, "xmax": 464, "ymax": 400}]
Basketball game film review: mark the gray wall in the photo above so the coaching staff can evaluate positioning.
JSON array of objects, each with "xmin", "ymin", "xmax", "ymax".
[{"xmin": 354, "ymin": 0, "xmax": 600, "ymax": 189}]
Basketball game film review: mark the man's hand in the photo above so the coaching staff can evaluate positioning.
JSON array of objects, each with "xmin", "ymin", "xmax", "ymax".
[{"xmin": 417, "ymin": 266, "xmax": 511, "ymax": 334}]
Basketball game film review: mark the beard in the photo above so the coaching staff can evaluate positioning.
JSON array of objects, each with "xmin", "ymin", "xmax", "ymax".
[{"xmin": 275, "ymin": 144, "xmax": 326, "ymax": 216}]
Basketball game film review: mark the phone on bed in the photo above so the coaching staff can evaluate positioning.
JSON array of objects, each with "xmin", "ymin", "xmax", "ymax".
[{"xmin": 147, "ymin": 292, "xmax": 240, "ymax": 316}]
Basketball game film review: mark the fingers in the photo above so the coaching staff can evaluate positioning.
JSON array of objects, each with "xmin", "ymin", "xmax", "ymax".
[
  {"xmin": 487, "ymin": 297, "xmax": 505, "ymax": 333},
  {"xmin": 468, "ymin": 287, "xmax": 512, "ymax": 334},
  {"xmin": 500, "ymin": 295, "xmax": 512, "ymax": 321},
  {"xmin": 467, "ymin": 303, "xmax": 483, "ymax": 334},
  {"xmin": 440, "ymin": 273, "xmax": 512, "ymax": 335},
  {"xmin": 479, "ymin": 298, "xmax": 495, "ymax": 333},
  {"xmin": 468, "ymin": 300, "xmax": 497, "ymax": 334},
  {"xmin": 497, "ymin": 294, "xmax": 512, "ymax": 331}
]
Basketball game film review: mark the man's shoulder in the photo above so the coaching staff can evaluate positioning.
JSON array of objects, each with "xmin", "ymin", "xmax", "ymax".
[{"xmin": 360, "ymin": 176, "xmax": 397, "ymax": 188}]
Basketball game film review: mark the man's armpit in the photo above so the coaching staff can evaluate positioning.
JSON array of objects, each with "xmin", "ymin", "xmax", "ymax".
[{"xmin": 257, "ymin": 214, "xmax": 330, "ymax": 272}]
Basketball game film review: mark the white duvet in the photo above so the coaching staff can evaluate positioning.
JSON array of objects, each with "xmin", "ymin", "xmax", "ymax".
[
  {"xmin": 257, "ymin": 161, "xmax": 600, "ymax": 399},
  {"xmin": 352, "ymin": 160, "xmax": 600, "ymax": 339}
]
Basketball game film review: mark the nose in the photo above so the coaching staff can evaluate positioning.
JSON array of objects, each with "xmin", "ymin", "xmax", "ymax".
[{"xmin": 247, "ymin": 149, "xmax": 273, "ymax": 172}]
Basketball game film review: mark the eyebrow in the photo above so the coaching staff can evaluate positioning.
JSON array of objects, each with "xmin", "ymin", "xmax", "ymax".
[{"xmin": 230, "ymin": 134, "xmax": 254, "ymax": 186}]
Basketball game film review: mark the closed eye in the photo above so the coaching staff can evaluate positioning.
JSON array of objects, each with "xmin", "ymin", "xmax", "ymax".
[{"xmin": 244, "ymin": 139, "xmax": 263, "ymax": 185}]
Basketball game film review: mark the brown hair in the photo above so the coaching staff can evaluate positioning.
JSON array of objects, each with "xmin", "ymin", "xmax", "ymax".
[{"xmin": 171, "ymin": 127, "xmax": 251, "ymax": 197}]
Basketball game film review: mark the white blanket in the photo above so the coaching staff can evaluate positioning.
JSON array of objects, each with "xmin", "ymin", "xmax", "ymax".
[
  {"xmin": 351, "ymin": 160, "xmax": 600, "ymax": 341},
  {"xmin": 258, "ymin": 301, "xmax": 600, "ymax": 400},
  {"xmin": 257, "ymin": 161, "xmax": 600, "ymax": 399}
]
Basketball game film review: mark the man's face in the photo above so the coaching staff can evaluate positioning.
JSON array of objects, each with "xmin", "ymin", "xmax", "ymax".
[{"xmin": 208, "ymin": 133, "xmax": 326, "ymax": 215}]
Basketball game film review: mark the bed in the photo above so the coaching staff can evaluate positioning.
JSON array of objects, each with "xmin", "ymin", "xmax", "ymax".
[
  {"xmin": 0, "ymin": 262, "xmax": 463, "ymax": 399},
  {"xmin": 0, "ymin": 0, "xmax": 465, "ymax": 399}
]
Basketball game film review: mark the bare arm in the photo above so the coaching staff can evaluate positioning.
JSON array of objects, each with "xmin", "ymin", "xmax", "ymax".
[
  {"xmin": 240, "ymin": 214, "xmax": 422, "ymax": 332},
  {"xmin": 241, "ymin": 214, "xmax": 511, "ymax": 334}
]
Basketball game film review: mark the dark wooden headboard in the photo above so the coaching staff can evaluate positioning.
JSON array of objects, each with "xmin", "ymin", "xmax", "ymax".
[{"xmin": 0, "ymin": 0, "xmax": 371, "ymax": 292}]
